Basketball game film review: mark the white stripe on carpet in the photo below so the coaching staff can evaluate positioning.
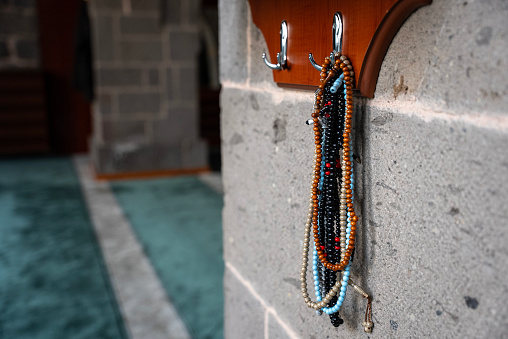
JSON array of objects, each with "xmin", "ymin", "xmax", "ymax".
[
  {"xmin": 73, "ymin": 156, "xmax": 192, "ymax": 339},
  {"xmin": 198, "ymin": 172, "xmax": 224, "ymax": 195}
]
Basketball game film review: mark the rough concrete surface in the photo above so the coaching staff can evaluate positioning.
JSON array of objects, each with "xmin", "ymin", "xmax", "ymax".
[
  {"xmin": 374, "ymin": 0, "xmax": 508, "ymax": 116},
  {"xmin": 219, "ymin": 0, "xmax": 508, "ymax": 338},
  {"xmin": 224, "ymin": 267, "xmax": 265, "ymax": 339},
  {"xmin": 268, "ymin": 313, "xmax": 292, "ymax": 339},
  {"xmin": 218, "ymin": 0, "xmax": 248, "ymax": 83}
]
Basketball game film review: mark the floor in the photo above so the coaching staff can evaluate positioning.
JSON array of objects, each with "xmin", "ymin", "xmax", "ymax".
[{"xmin": 0, "ymin": 156, "xmax": 224, "ymax": 339}]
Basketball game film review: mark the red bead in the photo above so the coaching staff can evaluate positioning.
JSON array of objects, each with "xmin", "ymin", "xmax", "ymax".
[
  {"xmin": 327, "ymin": 101, "xmax": 331, "ymax": 105},
  {"xmin": 335, "ymin": 246, "xmax": 340, "ymax": 250},
  {"xmin": 325, "ymin": 113, "xmax": 330, "ymax": 118},
  {"xmin": 323, "ymin": 253, "xmax": 327, "ymax": 257},
  {"xmin": 320, "ymin": 245, "xmax": 325, "ymax": 250},
  {"xmin": 325, "ymin": 171, "xmax": 331, "ymax": 175},
  {"xmin": 325, "ymin": 163, "xmax": 331, "ymax": 168},
  {"xmin": 335, "ymin": 237, "xmax": 339, "ymax": 242}
]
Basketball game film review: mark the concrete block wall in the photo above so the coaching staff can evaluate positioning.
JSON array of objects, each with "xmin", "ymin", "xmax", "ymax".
[
  {"xmin": 89, "ymin": 0, "xmax": 207, "ymax": 174},
  {"xmin": 219, "ymin": 0, "xmax": 508, "ymax": 338},
  {"xmin": 0, "ymin": 0, "xmax": 39, "ymax": 69}
]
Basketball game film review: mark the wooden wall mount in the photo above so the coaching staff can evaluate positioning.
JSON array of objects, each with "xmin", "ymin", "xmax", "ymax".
[{"xmin": 249, "ymin": 0, "xmax": 432, "ymax": 98}]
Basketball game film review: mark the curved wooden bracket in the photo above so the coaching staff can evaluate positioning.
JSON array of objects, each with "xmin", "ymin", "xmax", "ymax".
[{"xmin": 249, "ymin": 0, "xmax": 432, "ymax": 98}]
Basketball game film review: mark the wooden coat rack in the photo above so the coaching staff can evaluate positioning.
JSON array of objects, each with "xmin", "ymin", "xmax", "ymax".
[{"xmin": 249, "ymin": 0, "xmax": 432, "ymax": 98}]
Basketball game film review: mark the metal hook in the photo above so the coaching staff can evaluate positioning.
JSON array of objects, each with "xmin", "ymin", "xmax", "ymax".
[
  {"xmin": 309, "ymin": 12, "xmax": 343, "ymax": 71},
  {"xmin": 262, "ymin": 20, "xmax": 288, "ymax": 70},
  {"xmin": 332, "ymin": 12, "xmax": 343, "ymax": 55}
]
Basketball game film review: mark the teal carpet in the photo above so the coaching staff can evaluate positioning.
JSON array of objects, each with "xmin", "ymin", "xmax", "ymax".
[
  {"xmin": 111, "ymin": 177, "xmax": 224, "ymax": 339},
  {"xmin": 0, "ymin": 158, "xmax": 127, "ymax": 339}
]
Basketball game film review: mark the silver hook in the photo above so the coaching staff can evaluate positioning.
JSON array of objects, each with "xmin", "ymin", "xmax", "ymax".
[
  {"xmin": 308, "ymin": 53, "xmax": 321, "ymax": 70},
  {"xmin": 262, "ymin": 20, "xmax": 288, "ymax": 70},
  {"xmin": 332, "ymin": 12, "xmax": 343, "ymax": 55},
  {"xmin": 309, "ymin": 12, "xmax": 343, "ymax": 71}
]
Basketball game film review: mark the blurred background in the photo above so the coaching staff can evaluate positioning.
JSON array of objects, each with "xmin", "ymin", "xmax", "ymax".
[
  {"xmin": 0, "ymin": 0, "xmax": 220, "ymax": 173},
  {"xmin": 0, "ymin": 0, "xmax": 223, "ymax": 338}
]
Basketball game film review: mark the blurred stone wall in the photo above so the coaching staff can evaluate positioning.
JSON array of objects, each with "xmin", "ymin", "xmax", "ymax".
[
  {"xmin": 0, "ymin": 0, "xmax": 39, "ymax": 69},
  {"xmin": 89, "ymin": 0, "xmax": 207, "ymax": 174},
  {"xmin": 219, "ymin": 0, "xmax": 508, "ymax": 338}
]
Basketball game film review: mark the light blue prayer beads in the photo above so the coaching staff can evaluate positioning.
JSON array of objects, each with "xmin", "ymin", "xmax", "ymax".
[{"xmin": 329, "ymin": 74, "xmax": 344, "ymax": 94}]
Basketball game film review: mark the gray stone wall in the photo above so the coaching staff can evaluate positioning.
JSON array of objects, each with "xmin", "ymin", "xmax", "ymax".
[
  {"xmin": 220, "ymin": 0, "xmax": 508, "ymax": 338},
  {"xmin": 0, "ymin": 0, "xmax": 39, "ymax": 69},
  {"xmin": 89, "ymin": 0, "xmax": 207, "ymax": 174}
]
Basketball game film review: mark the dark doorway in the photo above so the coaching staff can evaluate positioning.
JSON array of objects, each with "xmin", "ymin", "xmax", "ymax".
[
  {"xmin": 37, "ymin": 0, "xmax": 92, "ymax": 154},
  {"xmin": 199, "ymin": 0, "xmax": 221, "ymax": 171}
]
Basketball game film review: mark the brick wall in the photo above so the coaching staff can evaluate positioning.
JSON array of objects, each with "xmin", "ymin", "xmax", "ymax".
[
  {"xmin": 89, "ymin": 0, "xmax": 207, "ymax": 174},
  {"xmin": 0, "ymin": 0, "xmax": 39, "ymax": 69},
  {"xmin": 220, "ymin": 0, "xmax": 508, "ymax": 338}
]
